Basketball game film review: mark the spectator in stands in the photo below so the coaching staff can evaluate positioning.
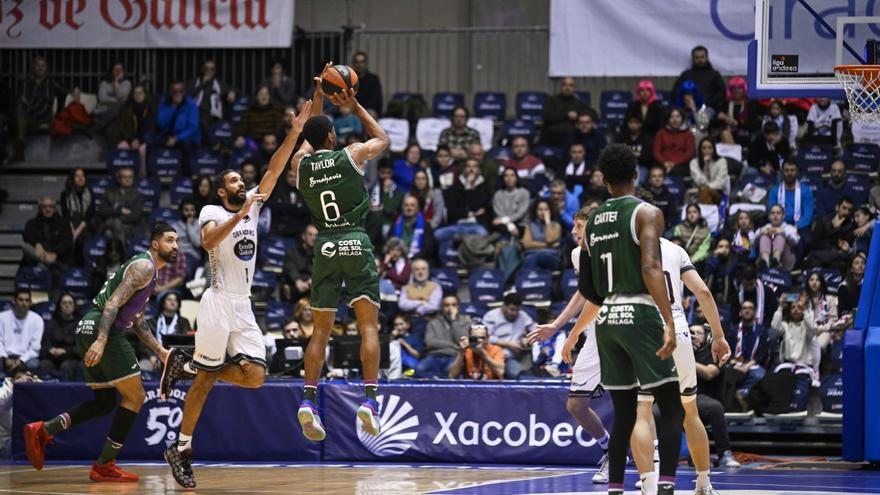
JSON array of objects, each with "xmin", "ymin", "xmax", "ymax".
[
  {"xmin": 521, "ymin": 199, "xmax": 562, "ymax": 271},
  {"xmin": 268, "ymin": 167, "xmax": 310, "ymax": 238},
  {"xmin": 352, "ymin": 51, "xmax": 383, "ymax": 116},
  {"xmin": 23, "ymin": 196, "xmax": 73, "ymax": 273},
  {"xmin": 747, "ymin": 121, "xmax": 790, "ymax": 178},
  {"xmin": 492, "ymin": 167, "xmax": 530, "ymax": 237},
  {"xmin": 380, "ymin": 237, "xmax": 412, "ymax": 290},
  {"xmin": 672, "ymin": 203, "xmax": 711, "ymax": 264},
  {"xmin": 853, "ymin": 206, "xmax": 875, "ymax": 254},
  {"xmin": 440, "ymin": 159, "xmax": 491, "ymax": 239},
  {"xmin": 93, "ymin": 62, "xmax": 132, "ymax": 136},
  {"xmin": 806, "ymin": 196, "xmax": 855, "ymax": 271},
  {"xmin": 435, "ymin": 145, "xmax": 459, "ymax": 190},
  {"xmin": 257, "ymin": 133, "xmax": 280, "ymax": 168},
  {"xmin": 625, "ymin": 79, "xmax": 665, "ymax": 137},
  {"xmin": 689, "ymin": 137, "xmax": 730, "ymax": 204},
  {"xmin": 333, "ymin": 103, "xmax": 363, "ymax": 144},
  {"xmin": 99, "ymin": 167, "xmax": 143, "ymax": 242},
  {"xmin": 802, "ymin": 272, "xmax": 840, "ymax": 362},
  {"xmin": 14, "ymin": 56, "xmax": 66, "ymax": 161},
  {"xmin": 189, "ymin": 59, "xmax": 235, "ymax": 136},
  {"xmin": 468, "ymin": 142, "xmax": 498, "ymax": 192},
  {"xmin": 706, "ymin": 237, "xmax": 739, "ymax": 306},
  {"xmin": 548, "ymin": 179, "xmax": 578, "ymax": 231},
  {"xmin": 88, "ymin": 237, "xmax": 125, "ymax": 294},
  {"xmin": 769, "ymin": 159, "xmax": 814, "ymax": 231},
  {"xmin": 235, "ymin": 85, "xmax": 284, "ymax": 147},
  {"xmin": 157, "ymin": 80, "xmax": 201, "ymax": 172},
  {"xmin": 393, "ymin": 144, "xmax": 426, "ymax": 193},
  {"xmin": 772, "ymin": 296, "xmax": 817, "ymax": 367},
  {"xmin": 581, "ymin": 169, "xmax": 610, "ymax": 204},
  {"xmin": 149, "ymin": 292, "xmax": 191, "ymax": 338},
  {"xmin": 438, "ymin": 106, "xmax": 481, "ymax": 160},
  {"xmin": 653, "ymin": 108, "xmax": 695, "ymax": 176},
  {"xmin": 171, "ymin": 199, "xmax": 202, "ymax": 280},
  {"xmin": 542, "ymin": 77, "xmax": 591, "ymax": 147},
  {"xmin": 674, "ymin": 80, "xmax": 705, "ymax": 125},
  {"xmin": 449, "ymin": 322, "xmax": 505, "ymax": 380},
  {"xmin": 112, "ymin": 85, "xmax": 152, "ymax": 177},
  {"xmin": 806, "ymin": 98, "xmax": 843, "ymax": 150},
  {"xmin": 192, "ymin": 175, "xmax": 213, "ymax": 215},
  {"xmin": 391, "ymin": 195, "xmax": 435, "ymax": 260},
  {"xmin": 717, "ymin": 76, "xmax": 756, "ymax": 147},
  {"xmin": 725, "ymin": 300, "xmax": 770, "ymax": 411},
  {"xmin": 673, "ymin": 46, "xmax": 727, "ymax": 111},
  {"xmin": 38, "ymin": 293, "xmax": 80, "ymax": 381},
  {"xmin": 819, "ymin": 160, "xmax": 849, "ymax": 216},
  {"xmin": 562, "ymin": 143, "xmax": 591, "ymax": 196},
  {"xmin": 0, "ymin": 290, "xmax": 43, "ymax": 372},
  {"xmin": 616, "ymin": 114, "xmax": 654, "ymax": 167},
  {"xmin": 398, "ymin": 258, "xmax": 442, "ymax": 317},
  {"xmin": 733, "ymin": 263, "xmax": 778, "ymax": 326},
  {"xmin": 390, "ymin": 314, "xmax": 423, "ymax": 377},
  {"xmin": 240, "ymin": 162, "xmax": 259, "ymax": 190},
  {"xmin": 646, "ymin": 165, "xmax": 678, "ymax": 230},
  {"xmin": 292, "ymin": 298, "xmax": 315, "ymax": 340},
  {"xmin": 755, "ymin": 204, "xmax": 800, "ymax": 271},
  {"xmin": 410, "ymin": 169, "xmax": 447, "ymax": 229},
  {"xmin": 503, "ymin": 136, "xmax": 546, "ymax": 183},
  {"xmin": 416, "ymin": 295, "xmax": 470, "ymax": 378},
  {"xmin": 761, "ymin": 99, "xmax": 792, "ymax": 139},
  {"xmin": 260, "ymin": 60, "xmax": 296, "ymax": 107},
  {"xmin": 281, "ymin": 225, "xmax": 316, "ymax": 302},
  {"xmin": 691, "ymin": 324, "xmax": 741, "ymax": 467},
  {"xmin": 562, "ymin": 112, "xmax": 605, "ymax": 167},
  {"xmin": 837, "ymin": 252, "xmax": 866, "ymax": 315},
  {"xmin": 59, "ymin": 168, "xmax": 95, "ymax": 264},
  {"xmin": 483, "ymin": 293, "xmax": 535, "ymax": 379},
  {"xmin": 368, "ymin": 160, "xmax": 405, "ymax": 245},
  {"xmin": 154, "ymin": 244, "xmax": 187, "ymax": 297},
  {"xmin": 728, "ymin": 211, "xmax": 757, "ymax": 261}
]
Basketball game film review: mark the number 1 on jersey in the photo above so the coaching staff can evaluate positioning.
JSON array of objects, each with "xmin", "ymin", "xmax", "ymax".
[
  {"xmin": 600, "ymin": 252, "xmax": 613, "ymax": 291},
  {"xmin": 320, "ymin": 190, "xmax": 341, "ymax": 221}
]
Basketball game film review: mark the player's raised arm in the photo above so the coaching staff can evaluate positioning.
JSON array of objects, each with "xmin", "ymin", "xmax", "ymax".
[
  {"xmin": 635, "ymin": 205, "xmax": 676, "ymax": 359},
  {"xmin": 259, "ymin": 101, "xmax": 312, "ymax": 197},
  {"xmin": 310, "ymin": 62, "xmax": 331, "ymax": 119},
  {"xmin": 681, "ymin": 269, "xmax": 731, "ymax": 364},
  {"xmin": 328, "ymin": 89, "xmax": 389, "ymax": 169}
]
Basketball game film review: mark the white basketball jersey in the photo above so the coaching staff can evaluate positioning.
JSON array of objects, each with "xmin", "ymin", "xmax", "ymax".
[
  {"xmin": 571, "ymin": 246, "xmax": 582, "ymax": 272},
  {"xmin": 199, "ymin": 188, "xmax": 262, "ymax": 297},
  {"xmin": 659, "ymin": 237, "xmax": 696, "ymax": 320}
]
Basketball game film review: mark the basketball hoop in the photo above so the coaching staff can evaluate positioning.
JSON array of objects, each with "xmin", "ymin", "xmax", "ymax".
[{"xmin": 835, "ymin": 65, "xmax": 880, "ymax": 123}]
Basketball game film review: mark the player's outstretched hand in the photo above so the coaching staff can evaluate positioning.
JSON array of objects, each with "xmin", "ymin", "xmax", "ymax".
[
  {"xmin": 712, "ymin": 335, "xmax": 732, "ymax": 366},
  {"xmin": 656, "ymin": 322, "xmax": 676, "ymax": 359},
  {"xmin": 328, "ymin": 88, "xmax": 357, "ymax": 110},
  {"xmin": 289, "ymin": 100, "xmax": 312, "ymax": 135},
  {"xmin": 314, "ymin": 61, "xmax": 333, "ymax": 97},
  {"xmin": 527, "ymin": 323, "xmax": 558, "ymax": 345},
  {"xmin": 84, "ymin": 339, "xmax": 106, "ymax": 367},
  {"xmin": 240, "ymin": 193, "xmax": 267, "ymax": 218}
]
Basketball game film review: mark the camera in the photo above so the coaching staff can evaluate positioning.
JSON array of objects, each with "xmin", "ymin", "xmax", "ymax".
[{"xmin": 468, "ymin": 336, "xmax": 481, "ymax": 347}]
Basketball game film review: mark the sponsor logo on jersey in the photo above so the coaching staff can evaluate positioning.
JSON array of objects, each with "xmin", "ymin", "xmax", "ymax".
[
  {"xmin": 321, "ymin": 241, "xmax": 337, "ymax": 258},
  {"xmin": 337, "ymin": 239, "xmax": 363, "ymax": 256},
  {"xmin": 605, "ymin": 304, "xmax": 635, "ymax": 325},
  {"xmin": 309, "ymin": 173, "xmax": 342, "ymax": 188},
  {"xmin": 234, "ymin": 238, "xmax": 256, "ymax": 261},
  {"xmin": 358, "ymin": 394, "xmax": 419, "ymax": 456},
  {"xmin": 589, "ymin": 231, "xmax": 619, "ymax": 247},
  {"xmin": 595, "ymin": 305, "xmax": 609, "ymax": 325}
]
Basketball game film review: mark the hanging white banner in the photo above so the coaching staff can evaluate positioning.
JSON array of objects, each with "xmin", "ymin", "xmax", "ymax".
[{"xmin": 0, "ymin": 0, "xmax": 294, "ymax": 48}]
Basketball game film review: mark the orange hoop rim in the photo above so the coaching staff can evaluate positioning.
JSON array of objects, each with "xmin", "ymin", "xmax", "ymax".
[{"xmin": 835, "ymin": 64, "xmax": 880, "ymax": 76}]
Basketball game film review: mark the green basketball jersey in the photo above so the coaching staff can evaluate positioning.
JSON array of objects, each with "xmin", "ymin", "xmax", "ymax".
[
  {"xmin": 585, "ymin": 195, "xmax": 648, "ymax": 297},
  {"xmin": 298, "ymin": 148, "xmax": 369, "ymax": 233},
  {"xmin": 90, "ymin": 251, "xmax": 157, "ymax": 330}
]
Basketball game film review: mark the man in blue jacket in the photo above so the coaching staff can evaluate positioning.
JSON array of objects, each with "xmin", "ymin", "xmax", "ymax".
[{"xmin": 157, "ymin": 81, "xmax": 201, "ymax": 175}]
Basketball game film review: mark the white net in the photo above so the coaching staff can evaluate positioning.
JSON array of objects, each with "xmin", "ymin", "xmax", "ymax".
[{"xmin": 835, "ymin": 65, "xmax": 880, "ymax": 124}]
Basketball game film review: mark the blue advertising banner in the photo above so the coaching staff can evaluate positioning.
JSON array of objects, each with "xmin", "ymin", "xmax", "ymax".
[
  {"xmin": 12, "ymin": 382, "xmax": 320, "ymax": 462},
  {"xmin": 322, "ymin": 382, "xmax": 612, "ymax": 465}
]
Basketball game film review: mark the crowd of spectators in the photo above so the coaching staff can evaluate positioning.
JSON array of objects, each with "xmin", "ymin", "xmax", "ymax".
[{"xmin": 1, "ymin": 46, "xmax": 871, "ymax": 424}]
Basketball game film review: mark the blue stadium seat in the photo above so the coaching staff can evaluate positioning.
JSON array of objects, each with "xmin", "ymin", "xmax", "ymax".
[
  {"xmin": 515, "ymin": 269, "xmax": 552, "ymax": 304},
  {"xmin": 468, "ymin": 269, "xmax": 505, "ymax": 303},
  {"xmin": 335, "ymin": 304, "xmax": 353, "ymax": 324},
  {"xmin": 15, "ymin": 266, "xmax": 51, "ymax": 292},
  {"xmin": 231, "ymin": 147, "xmax": 257, "ymax": 168},
  {"xmin": 137, "ymin": 177, "xmax": 161, "ymax": 213},
  {"xmin": 265, "ymin": 300, "xmax": 294, "ymax": 332},
  {"xmin": 438, "ymin": 241, "xmax": 459, "ymax": 269},
  {"xmin": 473, "ymin": 92, "xmax": 507, "ymax": 120},
  {"xmin": 209, "ymin": 120, "xmax": 235, "ymax": 148},
  {"xmin": 106, "ymin": 148, "xmax": 140, "ymax": 172},
  {"xmin": 461, "ymin": 302, "xmax": 488, "ymax": 320},
  {"xmin": 845, "ymin": 174, "xmax": 870, "ymax": 206},
  {"xmin": 758, "ymin": 268, "xmax": 792, "ymax": 295},
  {"xmin": 515, "ymin": 91, "xmax": 547, "ymax": 122},
  {"xmin": 561, "ymin": 268, "xmax": 578, "ymax": 300},
  {"xmin": 193, "ymin": 148, "xmax": 225, "ymax": 177},
  {"xmin": 843, "ymin": 142, "xmax": 880, "ymax": 174},
  {"xmin": 431, "ymin": 268, "xmax": 460, "ymax": 295},
  {"xmin": 126, "ymin": 235, "xmax": 151, "ymax": 257},
  {"xmin": 600, "ymin": 91, "xmax": 632, "ymax": 126},
  {"xmin": 259, "ymin": 236, "xmax": 293, "ymax": 273},
  {"xmin": 500, "ymin": 119, "xmax": 535, "ymax": 144},
  {"xmin": 251, "ymin": 269, "xmax": 278, "ymax": 301},
  {"xmin": 809, "ymin": 268, "xmax": 844, "ymax": 295},
  {"xmin": 87, "ymin": 175, "xmax": 112, "ymax": 209},
  {"xmin": 519, "ymin": 304, "xmax": 538, "ymax": 322},
  {"xmin": 549, "ymin": 301, "xmax": 568, "ymax": 317},
  {"xmin": 798, "ymin": 144, "xmax": 834, "ymax": 178},
  {"xmin": 391, "ymin": 92, "xmax": 423, "ymax": 103},
  {"xmin": 31, "ymin": 301, "xmax": 55, "ymax": 321},
  {"xmin": 230, "ymin": 96, "xmax": 250, "ymax": 124},
  {"xmin": 800, "ymin": 174, "xmax": 824, "ymax": 198},
  {"xmin": 575, "ymin": 91, "xmax": 591, "ymax": 108},
  {"xmin": 59, "ymin": 268, "xmax": 91, "ymax": 303},
  {"xmin": 148, "ymin": 148, "xmax": 183, "ymax": 182},
  {"xmin": 531, "ymin": 146, "xmax": 564, "ymax": 169},
  {"xmin": 169, "ymin": 177, "xmax": 194, "ymax": 207},
  {"xmin": 487, "ymin": 146, "xmax": 511, "ymax": 162},
  {"xmin": 82, "ymin": 235, "xmax": 107, "ymax": 269},
  {"xmin": 0, "ymin": 301, "xmax": 11, "ymax": 312},
  {"xmin": 433, "ymin": 92, "xmax": 465, "ymax": 118},
  {"xmin": 149, "ymin": 208, "xmax": 178, "ymax": 227},
  {"xmin": 655, "ymin": 90, "xmax": 672, "ymax": 108}
]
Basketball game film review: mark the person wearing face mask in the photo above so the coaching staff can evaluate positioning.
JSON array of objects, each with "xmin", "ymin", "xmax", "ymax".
[
  {"xmin": 398, "ymin": 258, "xmax": 442, "ymax": 317},
  {"xmin": 653, "ymin": 108, "xmax": 695, "ymax": 177},
  {"xmin": 755, "ymin": 204, "xmax": 800, "ymax": 271},
  {"xmin": 415, "ymin": 295, "xmax": 471, "ymax": 378},
  {"xmin": 688, "ymin": 138, "xmax": 729, "ymax": 204},
  {"xmin": 438, "ymin": 106, "xmax": 481, "ymax": 160},
  {"xmin": 112, "ymin": 85, "xmax": 152, "ymax": 176},
  {"xmin": 624, "ymin": 79, "xmax": 665, "ymax": 137}
]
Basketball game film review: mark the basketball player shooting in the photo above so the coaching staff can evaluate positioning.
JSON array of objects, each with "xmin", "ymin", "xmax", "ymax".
[{"xmin": 160, "ymin": 101, "xmax": 313, "ymax": 489}]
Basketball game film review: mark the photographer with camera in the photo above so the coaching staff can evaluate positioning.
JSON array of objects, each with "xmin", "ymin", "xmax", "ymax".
[{"xmin": 448, "ymin": 323, "xmax": 504, "ymax": 381}]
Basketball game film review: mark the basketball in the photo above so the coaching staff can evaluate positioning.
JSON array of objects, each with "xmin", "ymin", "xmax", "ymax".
[{"xmin": 320, "ymin": 64, "xmax": 359, "ymax": 95}]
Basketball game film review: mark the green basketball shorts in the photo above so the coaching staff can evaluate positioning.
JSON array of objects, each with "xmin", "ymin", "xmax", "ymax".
[
  {"xmin": 75, "ymin": 310, "xmax": 140, "ymax": 387},
  {"xmin": 311, "ymin": 229, "xmax": 380, "ymax": 311},
  {"xmin": 594, "ymin": 295, "xmax": 678, "ymax": 390}
]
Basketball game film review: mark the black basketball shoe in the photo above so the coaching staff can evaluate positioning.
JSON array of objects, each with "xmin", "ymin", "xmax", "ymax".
[
  {"xmin": 160, "ymin": 347, "xmax": 196, "ymax": 400},
  {"xmin": 164, "ymin": 444, "xmax": 196, "ymax": 489}
]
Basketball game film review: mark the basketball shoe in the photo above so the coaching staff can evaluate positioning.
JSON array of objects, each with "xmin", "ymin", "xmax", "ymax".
[
  {"xmin": 298, "ymin": 400, "xmax": 326, "ymax": 441},
  {"xmin": 22, "ymin": 421, "xmax": 52, "ymax": 470},
  {"xmin": 164, "ymin": 445, "xmax": 196, "ymax": 488},
  {"xmin": 357, "ymin": 397, "xmax": 381, "ymax": 436},
  {"xmin": 160, "ymin": 347, "xmax": 196, "ymax": 400},
  {"xmin": 89, "ymin": 460, "xmax": 139, "ymax": 482}
]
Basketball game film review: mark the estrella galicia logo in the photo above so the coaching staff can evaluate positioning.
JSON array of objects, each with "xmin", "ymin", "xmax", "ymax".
[
  {"xmin": 234, "ymin": 238, "xmax": 255, "ymax": 260},
  {"xmin": 321, "ymin": 241, "xmax": 337, "ymax": 258},
  {"xmin": 595, "ymin": 305, "xmax": 609, "ymax": 325},
  {"xmin": 357, "ymin": 394, "xmax": 419, "ymax": 456}
]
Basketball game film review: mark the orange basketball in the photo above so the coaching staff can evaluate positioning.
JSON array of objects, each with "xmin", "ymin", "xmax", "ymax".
[{"xmin": 320, "ymin": 64, "xmax": 359, "ymax": 95}]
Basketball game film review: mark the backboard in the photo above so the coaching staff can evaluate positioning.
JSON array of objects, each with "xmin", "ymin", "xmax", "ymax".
[{"xmin": 750, "ymin": 0, "xmax": 880, "ymax": 98}]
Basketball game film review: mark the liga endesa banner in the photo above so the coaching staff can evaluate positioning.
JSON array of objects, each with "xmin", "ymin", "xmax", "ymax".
[
  {"xmin": 0, "ymin": 0, "xmax": 294, "ymax": 48},
  {"xmin": 549, "ymin": 0, "xmax": 754, "ymax": 77},
  {"xmin": 322, "ymin": 382, "xmax": 613, "ymax": 465},
  {"xmin": 12, "ymin": 382, "xmax": 320, "ymax": 461}
]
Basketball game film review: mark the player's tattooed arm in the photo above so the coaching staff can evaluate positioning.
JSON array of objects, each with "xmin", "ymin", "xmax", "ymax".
[{"xmin": 133, "ymin": 313, "xmax": 169, "ymax": 363}]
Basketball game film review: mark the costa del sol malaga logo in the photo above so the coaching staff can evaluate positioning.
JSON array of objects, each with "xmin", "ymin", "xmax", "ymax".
[{"xmin": 357, "ymin": 394, "xmax": 420, "ymax": 456}]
